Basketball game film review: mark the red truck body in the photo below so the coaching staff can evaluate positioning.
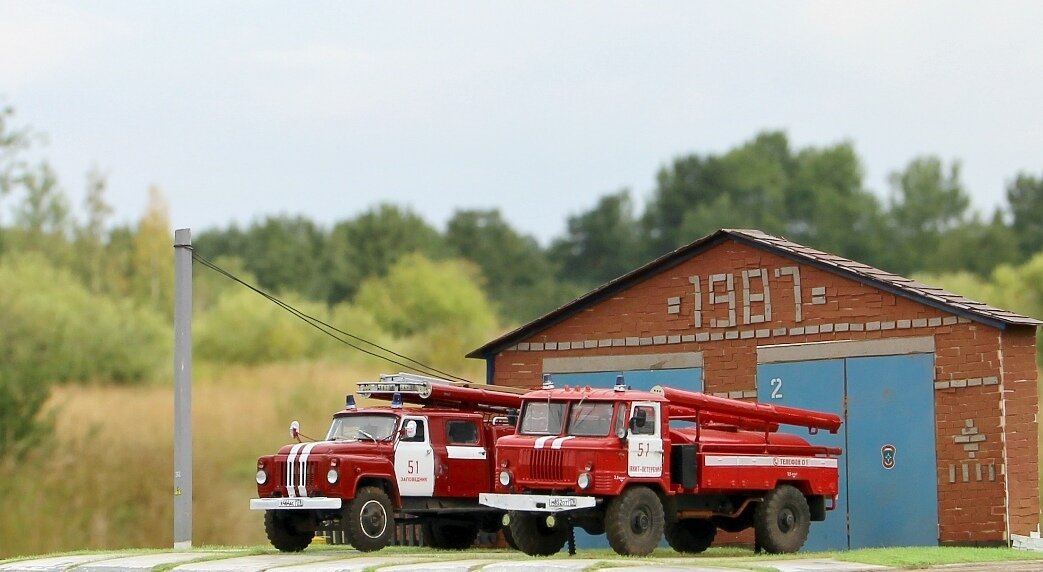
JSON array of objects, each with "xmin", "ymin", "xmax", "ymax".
[
  {"xmin": 480, "ymin": 380, "xmax": 842, "ymax": 556},
  {"xmin": 250, "ymin": 373, "xmax": 524, "ymax": 552}
]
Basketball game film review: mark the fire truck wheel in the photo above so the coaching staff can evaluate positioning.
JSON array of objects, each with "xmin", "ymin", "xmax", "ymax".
[
  {"xmin": 263, "ymin": 510, "xmax": 313, "ymax": 552},
  {"xmin": 605, "ymin": 486, "xmax": 665, "ymax": 556},
  {"xmin": 508, "ymin": 512, "xmax": 568, "ymax": 556},
  {"xmin": 502, "ymin": 523, "xmax": 519, "ymax": 550},
  {"xmin": 665, "ymin": 518, "xmax": 715, "ymax": 554},
  {"xmin": 754, "ymin": 485, "xmax": 811, "ymax": 554},
  {"xmin": 422, "ymin": 519, "xmax": 479, "ymax": 549},
  {"xmin": 344, "ymin": 486, "xmax": 394, "ymax": 552}
]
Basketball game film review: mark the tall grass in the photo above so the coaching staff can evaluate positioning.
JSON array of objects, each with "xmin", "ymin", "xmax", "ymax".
[{"xmin": 0, "ymin": 361, "xmax": 487, "ymax": 558}]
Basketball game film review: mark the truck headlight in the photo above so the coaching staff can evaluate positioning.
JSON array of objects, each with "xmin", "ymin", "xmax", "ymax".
[
  {"xmin": 577, "ymin": 472, "xmax": 592, "ymax": 490},
  {"xmin": 255, "ymin": 469, "xmax": 268, "ymax": 485},
  {"xmin": 327, "ymin": 468, "xmax": 339, "ymax": 484},
  {"xmin": 498, "ymin": 470, "xmax": 513, "ymax": 487}
]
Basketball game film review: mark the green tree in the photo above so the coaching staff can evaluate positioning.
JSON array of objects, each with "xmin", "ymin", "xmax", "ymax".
[
  {"xmin": 886, "ymin": 157, "xmax": 970, "ymax": 274},
  {"xmin": 326, "ymin": 204, "xmax": 448, "ymax": 303},
  {"xmin": 643, "ymin": 132, "xmax": 794, "ymax": 256},
  {"xmin": 130, "ymin": 186, "xmax": 173, "ymax": 313},
  {"xmin": 13, "ymin": 161, "xmax": 70, "ymax": 256},
  {"xmin": 935, "ymin": 210, "xmax": 1019, "ymax": 276},
  {"xmin": 446, "ymin": 208, "xmax": 567, "ymax": 322},
  {"xmin": 355, "ymin": 253, "xmax": 499, "ymax": 376},
  {"xmin": 239, "ymin": 215, "xmax": 328, "ymax": 300},
  {"xmin": 73, "ymin": 167, "xmax": 113, "ymax": 292},
  {"xmin": 1007, "ymin": 172, "xmax": 1043, "ymax": 259},
  {"xmin": 0, "ymin": 102, "xmax": 32, "ymax": 257},
  {"xmin": 551, "ymin": 190, "xmax": 645, "ymax": 288}
]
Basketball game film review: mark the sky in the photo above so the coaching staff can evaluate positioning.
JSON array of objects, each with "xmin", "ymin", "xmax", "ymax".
[{"xmin": 2, "ymin": 1, "xmax": 1042, "ymax": 244}]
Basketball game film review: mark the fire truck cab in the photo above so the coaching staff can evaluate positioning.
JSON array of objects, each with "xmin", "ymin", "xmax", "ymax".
[
  {"xmin": 480, "ymin": 376, "xmax": 842, "ymax": 556},
  {"xmin": 250, "ymin": 373, "xmax": 524, "ymax": 552}
]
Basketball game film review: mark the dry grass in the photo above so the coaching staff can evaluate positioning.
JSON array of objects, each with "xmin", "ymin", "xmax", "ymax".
[{"xmin": 0, "ymin": 361, "xmax": 485, "ymax": 558}]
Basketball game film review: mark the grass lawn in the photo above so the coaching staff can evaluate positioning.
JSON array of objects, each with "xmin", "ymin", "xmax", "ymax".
[{"xmin": 3, "ymin": 545, "xmax": 1043, "ymax": 571}]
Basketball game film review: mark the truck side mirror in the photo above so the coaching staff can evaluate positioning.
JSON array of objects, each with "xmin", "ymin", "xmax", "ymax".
[
  {"xmin": 401, "ymin": 419, "xmax": 417, "ymax": 439},
  {"xmin": 629, "ymin": 409, "xmax": 647, "ymax": 431},
  {"xmin": 290, "ymin": 420, "xmax": 301, "ymax": 442}
]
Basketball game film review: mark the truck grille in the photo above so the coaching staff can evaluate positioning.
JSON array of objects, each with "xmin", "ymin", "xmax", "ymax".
[
  {"xmin": 524, "ymin": 449, "xmax": 564, "ymax": 481},
  {"xmin": 273, "ymin": 459, "xmax": 319, "ymax": 493}
]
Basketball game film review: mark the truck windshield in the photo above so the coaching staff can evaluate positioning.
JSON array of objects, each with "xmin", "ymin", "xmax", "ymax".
[
  {"xmin": 519, "ymin": 401, "xmax": 566, "ymax": 435},
  {"xmin": 568, "ymin": 401, "xmax": 614, "ymax": 436},
  {"xmin": 327, "ymin": 414, "xmax": 398, "ymax": 442}
]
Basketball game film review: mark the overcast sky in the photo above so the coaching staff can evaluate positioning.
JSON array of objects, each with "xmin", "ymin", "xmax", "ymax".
[{"xmin": 2, "ymin": 1, "xmax": 1042, "ymax": 243}]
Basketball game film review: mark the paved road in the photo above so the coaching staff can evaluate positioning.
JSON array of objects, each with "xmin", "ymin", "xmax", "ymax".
[{"xmin": 0, "ymin": 551, "xmax": 1039, "ymax": 572}]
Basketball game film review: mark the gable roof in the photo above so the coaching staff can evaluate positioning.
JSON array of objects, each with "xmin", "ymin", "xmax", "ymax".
[{"xmin": 468, "ymin": 228, "xmax": 1042, "ymax": 358}]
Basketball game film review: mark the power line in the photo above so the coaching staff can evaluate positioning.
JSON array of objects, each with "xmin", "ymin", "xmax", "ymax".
[{"xmin": 189, "ymin": 249, "xmax": 475, "ymax": 384}]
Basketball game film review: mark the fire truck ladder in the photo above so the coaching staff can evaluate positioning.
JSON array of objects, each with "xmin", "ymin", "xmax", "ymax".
[{"xmin": 358, "ymin": 372, "xmax": 526, "ymax": 413}]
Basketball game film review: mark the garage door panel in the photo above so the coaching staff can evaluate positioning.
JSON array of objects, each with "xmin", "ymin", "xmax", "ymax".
[
  {"xmin": 757, "ymin": 360, "xmax": 848, "ymax": 551},
  {"xmin": 846, "ymin": 354, "xmax": 938, "ymax": 548}
]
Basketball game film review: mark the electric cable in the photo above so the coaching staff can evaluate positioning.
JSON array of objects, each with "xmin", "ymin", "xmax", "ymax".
[{"xmin": 189, "ymin": 248, "xmax": 475, "ymax": 384}]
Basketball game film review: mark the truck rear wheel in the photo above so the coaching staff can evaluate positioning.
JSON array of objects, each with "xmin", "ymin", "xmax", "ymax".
[
  {"xmin": 665, "ymin": 518, "xmax": 715, "ymax": 553},
  {"xmin": 605, "ymin": 486, "xmax": 664, "ymax": 556},
  {"xmin": 344, "ymin": 486, "xmax": 394, "ymax": 552},
  {"xmin": 264, "ymin": 510, "xmax": 313, "ymax": 552},
  {"xmin": 508, "ymin": 512, "xmax": 567, "ymax": 556},
  {"xmin": 422, "ymin": 519, "xmax": 479, "ymax": 550},
  {"xmin": 754, "ymin": 485, "xmax": 811, "ymax": 554}
]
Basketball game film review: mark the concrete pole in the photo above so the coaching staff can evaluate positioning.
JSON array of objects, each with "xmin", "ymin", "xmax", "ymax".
[{"xmin": 173, "ymin": 228, "xmax": 193, "ymax": 549}]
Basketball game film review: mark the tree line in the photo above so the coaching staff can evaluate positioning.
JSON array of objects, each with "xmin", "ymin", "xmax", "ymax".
[{"xmin": 2, "ymin": 102, "xmax": 1042, "ymax": 457}]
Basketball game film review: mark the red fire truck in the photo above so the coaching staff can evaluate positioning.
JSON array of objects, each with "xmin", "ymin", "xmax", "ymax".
[
  {"xmin": 250, "ymin": 373, "xmax": 525, "ymax": 552},
  {"xmin": 480, "ymin": 376, "xmax": 842, "ymax": 556}
]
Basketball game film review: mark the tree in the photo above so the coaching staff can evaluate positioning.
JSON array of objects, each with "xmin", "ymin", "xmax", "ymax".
[
  {"xmin": 551, "ymin": 190, "xmax": 644, "ymax": 288},
  {"xmin": 934, "ymin": 210, "xmax": 1019, "ymax": 276},
  {"xmin": 642, "ymin": 132, "xmax": 794, "ymax": 257},
  {"xmin": 130, "ymin": 186, "xmax": 173, "ymax": 313},
  {"xmin": 74, "ymin": 166, "xmax": 113, "ymax": 292},
  {"xmin": 1007, "ymin": 172, "xmax": 1043, "ymax": 259},
  {"xmin": 0, "ymin": 102, "xmax": 32, "ymax": 257},
  {"xmin": 13, "ymin": 161, "xmax": 69, "ymax": 249},
  {"xmin": 326, "ymin": 204, "xmax": 448, "ymax": 303},
  {"xmin": 239, "ymin": 215, "xmax": 329, "ymax": 301},
  {"xmin": 446, "ymin": 209, "xmax": 567, "ymax": 322},
  {"xmin": 886, "ymin": 157, "xmax": 970, "ymax": 273}
]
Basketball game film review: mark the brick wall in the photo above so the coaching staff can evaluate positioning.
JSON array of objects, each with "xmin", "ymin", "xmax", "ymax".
[{"xmin": 486, "ymin": 239, "xmax": 1039, "ymax": 543}]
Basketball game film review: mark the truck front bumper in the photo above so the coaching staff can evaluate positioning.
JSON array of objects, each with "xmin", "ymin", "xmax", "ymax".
[
  {"xmin": 250, "ymin": 497, "xmax": 343, "ymax": 511},
  {"xmin": 479, "ymin": 493, "xmax": 596, "ymax": 513}
]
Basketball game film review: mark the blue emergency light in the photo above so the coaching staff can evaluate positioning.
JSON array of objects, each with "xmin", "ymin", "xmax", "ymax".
[
  {"xmin": 391, "ymin": 392, "xmax": 403, "ymax": 409},
  {"xmin": 614, "ymin": 374, "xmax": 626, "ymax": 392},
  {"xmin": 542, "ymin": 374, "xmax": 554, "ymax": 390},
  {"xmin": 346, "ymin": 395, "xmax": 357, "ymax": 410}
]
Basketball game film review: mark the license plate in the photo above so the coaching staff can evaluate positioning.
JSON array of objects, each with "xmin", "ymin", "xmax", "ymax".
[
  {"xmin": 549, "ymin": 498, "xmax": 577, "ymax": 508},
  {"xmin": 279, "ymin": 499, "xmax": 304, "ymax": 508}
]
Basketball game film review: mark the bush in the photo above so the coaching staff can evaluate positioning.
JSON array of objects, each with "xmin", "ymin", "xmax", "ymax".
[{"xmin": 0, "ymin": 255, "xmax": 167, "ymax": 456}]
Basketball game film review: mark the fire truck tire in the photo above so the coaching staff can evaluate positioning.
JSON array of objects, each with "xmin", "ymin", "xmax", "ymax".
[
  {"xmin": 264, "ymin": 510, "xmax": 313, "ymax": 552},
  {"xmin": 754, "ymin": 485, "xmax": 811, "ymax": 554},
  {"xmin": 508, "ymin": 512, "xmax": 568, "ymax": 556},
  {"xmin": 664, "ymin": 518, "xmax": 715, "ymax": 554},
  {"xmin": 344, "ymin": 486, "xmax": 394, "ymax": 552},
  {"xmin": 605, "ymin": 486, "xmax": 665, "ymax": 556},
  {"xmin": 422, "ymin": 519, "xmax": 479, "ymax": 549},
  {"xmin": 502, "ymin": 523, "xmax": 519, "ymax": 550}
]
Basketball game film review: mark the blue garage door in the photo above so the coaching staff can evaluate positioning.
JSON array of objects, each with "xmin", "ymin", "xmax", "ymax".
[
  {"xmin": 757, "ymin": 360, "xmax": 848, "ymax": 552},
  {"xmin": 552, "ymin": 366, "xmax": 703, "ymax": 549},
  {"xmin": 846, "ymin": 354, "xmax": 938, "ymax": 548},
  {"xmin": 757, "ymin": 353, "xmax": 937, "ymax": 550}
]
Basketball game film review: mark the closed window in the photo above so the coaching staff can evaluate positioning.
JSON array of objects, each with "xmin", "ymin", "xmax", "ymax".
[{"xmin": 446, "ymin": 420, "xmax": 480, "ymax": 444}]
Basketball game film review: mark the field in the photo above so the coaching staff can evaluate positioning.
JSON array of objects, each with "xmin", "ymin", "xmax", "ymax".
[{"xmin": 0, "ymin": 362, "xmax": 437, "ymax": 559}]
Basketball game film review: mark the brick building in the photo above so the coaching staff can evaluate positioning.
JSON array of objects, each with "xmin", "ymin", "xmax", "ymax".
[{"xmin": 469, "ymin": 229, "xmax": 1041, "ymax": 549}]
